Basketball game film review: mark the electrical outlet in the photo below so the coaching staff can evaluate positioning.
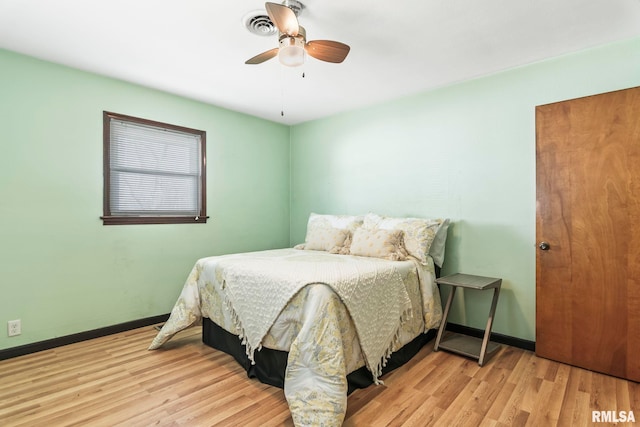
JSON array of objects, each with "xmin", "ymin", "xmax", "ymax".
[{"xmin": 8, "ymin": 319, "xmax": 21, "ymax": 337}]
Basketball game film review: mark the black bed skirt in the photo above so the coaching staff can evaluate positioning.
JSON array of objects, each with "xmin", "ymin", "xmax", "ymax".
[{"xmin": 202, "ymin": 317, "xmax": 436, "ymax": 395}]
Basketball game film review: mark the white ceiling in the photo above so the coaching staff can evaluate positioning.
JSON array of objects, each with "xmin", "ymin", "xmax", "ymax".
[{"xmin": 1, "ymin": 0, "xmax": 640, "ymax": 125}]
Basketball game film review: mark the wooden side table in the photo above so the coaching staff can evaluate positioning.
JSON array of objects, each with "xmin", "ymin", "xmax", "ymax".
[{"xmin": 434, "ymin": 273, "xmax": 502, "ymax": 366}]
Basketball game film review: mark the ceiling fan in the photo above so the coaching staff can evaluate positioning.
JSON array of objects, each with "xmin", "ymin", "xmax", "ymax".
[{"xmin": 245, "ymin": 1, "xmax": 351, "ymax": 67}]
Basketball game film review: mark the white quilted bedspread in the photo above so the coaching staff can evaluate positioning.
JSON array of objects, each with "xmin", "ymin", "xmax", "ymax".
[{"xmin": 216, "ymin": 250, "xmax": 412, "ymax": 381}]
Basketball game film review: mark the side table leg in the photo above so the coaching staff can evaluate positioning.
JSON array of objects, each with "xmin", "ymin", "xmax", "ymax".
[
  {"xmin": 434, "ymin": 286, "xmax": 456, "ymax": 351},
  {"xmin": 478, "ymin": 285, "xmax": 501, "ymax": 366}
]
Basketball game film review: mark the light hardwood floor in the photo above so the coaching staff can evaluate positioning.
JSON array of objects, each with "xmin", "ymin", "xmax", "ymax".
[{"xmin": 1, "ymin": 325, "xmax": 638, "ymax": 426}]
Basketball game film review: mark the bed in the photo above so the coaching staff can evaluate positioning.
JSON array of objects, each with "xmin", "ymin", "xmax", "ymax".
[{"xmin": 149, "ymin": 213, "xmax": 448, "ymax": 426}]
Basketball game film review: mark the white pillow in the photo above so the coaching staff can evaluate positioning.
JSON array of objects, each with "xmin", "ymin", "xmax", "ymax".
[
  {"xmin": 303, "ymin": 226, "xmax": 350, "ymax": 252},
  {"xmin": 299, "ymin": 213, "xmax": 363, "ymax": 252},
  {"xmin": 307, "ymin": 212, "xmax": 363, "ymax": 232},
  {"xmin": 363, "ymin": 213, "xmax": 443, "ymax": 265},
  {"xmin": 349, "ymin": 228, "xmax": 408, "ymax": 261},
  {"xmin": 429, "ymin": 219, "xmax": 450, "ymax": 268}
]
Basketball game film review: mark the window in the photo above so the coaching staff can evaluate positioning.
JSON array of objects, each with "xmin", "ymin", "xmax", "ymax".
[{"xmin": 102, "ymin": 111, "xmax": 207, "ymax": 225}]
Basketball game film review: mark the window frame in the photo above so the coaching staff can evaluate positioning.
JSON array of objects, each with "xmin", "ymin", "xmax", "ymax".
[{"xmin": 102, "ymin": 111, "xmax": 208, "ymax": 225}]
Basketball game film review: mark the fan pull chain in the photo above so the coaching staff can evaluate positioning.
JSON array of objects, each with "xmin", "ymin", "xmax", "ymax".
[
  {"xmin": 280, "ymin": 66, "xmax": 286, "ymax": 117},
  {"xmin": 280, "ymin": 66, "xmax": 306, "ymax": 117}
]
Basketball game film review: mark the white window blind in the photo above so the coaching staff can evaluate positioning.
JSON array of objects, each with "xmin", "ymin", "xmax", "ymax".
[{"xmin": 109, "ymin": 118, "xmax": 202, "ymax": 217}]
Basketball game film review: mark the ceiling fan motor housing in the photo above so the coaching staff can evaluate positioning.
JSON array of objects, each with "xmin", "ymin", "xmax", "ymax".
[
  {"xmin": 281, "ymin": 0, "xmax": 304, "ymax": 17},
  {"xmin": 279, "ymin": 25, "xmax": 306, "ymax": 44}
]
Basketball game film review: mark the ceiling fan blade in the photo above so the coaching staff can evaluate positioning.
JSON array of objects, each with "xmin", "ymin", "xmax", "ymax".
[
  {"xmin": 265, "ymin": 2, "xmax": 299, "ymax": 36},
  {"xmin": 245, "ymin": 47, "xmax": 279, "ymax": 64},
  {"xmin": 305, "ymin": 40, "xmax": 351, "ymax": 63}
]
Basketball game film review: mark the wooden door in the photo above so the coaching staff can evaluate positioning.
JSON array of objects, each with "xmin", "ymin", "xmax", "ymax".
[{"xmin": 536, "ymin": 86, "xmax": 640, "ymax": 382}]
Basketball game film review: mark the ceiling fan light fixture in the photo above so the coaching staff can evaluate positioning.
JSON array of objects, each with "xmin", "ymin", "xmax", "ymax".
[{"xmin": 278, "ymin": 35, "xmax": 305, "ymax": 67}]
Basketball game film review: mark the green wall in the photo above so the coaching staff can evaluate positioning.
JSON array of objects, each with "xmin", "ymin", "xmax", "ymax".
[
  {"xmin": 0, "ymin": 49, "xmax": 291, "ymax": 350},
  {"xmin": 2, "ymin": 36, "xmax": 639, "ymax": 350},
  {"xmin": 290, "ymin": 37, "xmax": 640, "ymax": 341}
]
